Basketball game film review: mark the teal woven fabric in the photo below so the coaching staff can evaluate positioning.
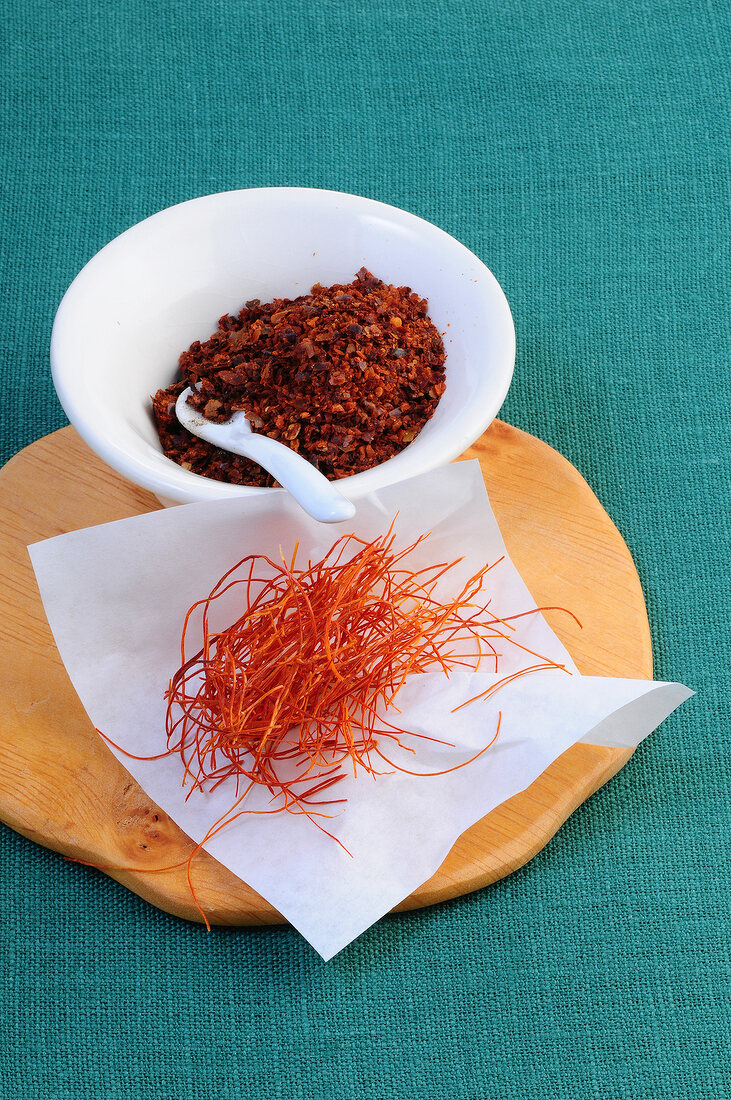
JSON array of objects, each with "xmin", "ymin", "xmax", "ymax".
[{"xmin": 1, "ymin": 1, "xmax": 728, "ymax": 1097}]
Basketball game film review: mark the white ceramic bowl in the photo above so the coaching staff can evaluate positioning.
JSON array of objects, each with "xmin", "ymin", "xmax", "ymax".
[{"xmin": 51, "ymin": 188, "xmax": 515, "ymax": 506}]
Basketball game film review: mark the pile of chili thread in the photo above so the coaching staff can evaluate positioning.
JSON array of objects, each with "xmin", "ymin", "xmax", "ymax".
[
  {"xmin": 152, "ymin": 268, "xmax": 446, "ymax": 486},
  {"xmin": 164, "ymin": 525, "xmax": 568, "ymax": 822},
  {"xmin": 97, "ymin": 525, "xmax": 575, "ymax": 927}
]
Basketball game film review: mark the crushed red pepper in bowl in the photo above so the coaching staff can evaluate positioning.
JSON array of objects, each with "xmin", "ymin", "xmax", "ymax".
[{"xmin": 151, "ymin": 268, "xmax": 446, "ymax": 486}]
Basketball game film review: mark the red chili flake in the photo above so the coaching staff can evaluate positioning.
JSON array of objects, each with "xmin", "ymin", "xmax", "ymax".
[{"xmin": 151, "ymin": 268, "xmax": 446, "ymax": 486}]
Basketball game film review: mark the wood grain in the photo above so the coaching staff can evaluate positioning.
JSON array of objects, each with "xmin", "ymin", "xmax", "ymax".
[{"xmin": 0, "ymin": 424, "xmax": 652, "ymax": 925}]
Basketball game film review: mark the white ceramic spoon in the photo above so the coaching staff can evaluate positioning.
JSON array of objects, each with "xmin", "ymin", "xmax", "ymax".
[{"xmin": 175, "ymin": 387, "xmax": 356, "ymax": 523}]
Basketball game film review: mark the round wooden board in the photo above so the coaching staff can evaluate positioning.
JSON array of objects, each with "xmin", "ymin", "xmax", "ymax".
[{"xmin": 0, "ymin": 424, "xmax": 652, "ymax": 926}]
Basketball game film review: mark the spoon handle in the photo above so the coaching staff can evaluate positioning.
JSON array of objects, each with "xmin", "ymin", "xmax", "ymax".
[{"xmin": 237, "ymin": 433, "xmax": 356, "ymax": 523}]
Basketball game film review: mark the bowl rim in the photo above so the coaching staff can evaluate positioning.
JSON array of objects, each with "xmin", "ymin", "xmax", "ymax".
[{"xmin": 51, "ymin": 186, "xmax": 516, "ymax": 504}]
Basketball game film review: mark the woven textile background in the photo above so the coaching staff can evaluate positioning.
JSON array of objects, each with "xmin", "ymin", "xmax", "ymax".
[{"xmin": 1, "ymin": 1, "xmax": 728, "ymax": 1097}]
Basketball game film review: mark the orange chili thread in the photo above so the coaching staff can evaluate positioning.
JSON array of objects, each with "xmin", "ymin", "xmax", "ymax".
[{"xmin": 85, "ymin": 525, "xmax": 579, "ymax": 925}]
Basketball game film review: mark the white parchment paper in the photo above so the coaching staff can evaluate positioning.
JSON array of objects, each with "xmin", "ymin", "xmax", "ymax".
[{"xmin": 28, "ymin": 461, "xmax": 692, "ymax": 958}]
